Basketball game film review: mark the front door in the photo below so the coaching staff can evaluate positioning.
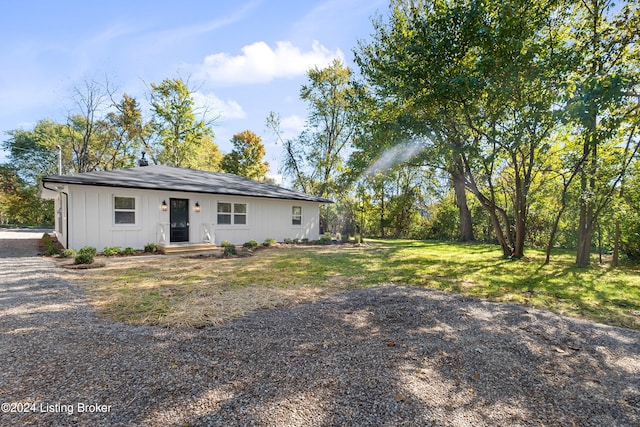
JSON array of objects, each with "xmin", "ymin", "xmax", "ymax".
[{"xmin": 170, "ymin": 198, "xmax": 189, "ymax": 243}]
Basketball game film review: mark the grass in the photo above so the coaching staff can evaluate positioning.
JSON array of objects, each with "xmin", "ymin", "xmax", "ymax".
[{"xmin": 62, "ymin": 240, "xmax": 640, "ymax": 329}]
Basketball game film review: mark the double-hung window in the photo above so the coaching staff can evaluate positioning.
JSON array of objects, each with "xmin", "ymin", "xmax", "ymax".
[
  {"xmin": 217, "ymin": 202, "xmax": 247, "ymax": 225},
  {"xmin": 114, "ymin": 196, "xmax": 136, "ymax": 225},
  {"xmin": 292, "ymin": 206, "xmax": 302, "ymax": 225}
]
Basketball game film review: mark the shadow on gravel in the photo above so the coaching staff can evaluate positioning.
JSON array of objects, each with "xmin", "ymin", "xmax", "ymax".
[
  {"xmin": 0, "ymin": 229, "xmax": 50, "ymax": 258},
  {"xmin": 175, "ymin": 287, "xmax": 640, "ymax": 427},
  {"xmin": 1, "ymin": 273, "xmax": 639, "ymax": 426}
]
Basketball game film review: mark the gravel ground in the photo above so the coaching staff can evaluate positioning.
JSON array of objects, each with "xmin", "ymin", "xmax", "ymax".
[{"xmin": 1, "ymin": 229, "xmax": 639, "ymax": 426}]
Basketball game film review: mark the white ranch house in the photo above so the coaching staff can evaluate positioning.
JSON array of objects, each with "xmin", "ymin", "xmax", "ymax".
[{"xmin": 41, "ymin": 165, "xmax": 332, "ymax": 251}]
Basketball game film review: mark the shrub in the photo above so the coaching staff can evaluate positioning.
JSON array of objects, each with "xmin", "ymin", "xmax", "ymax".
[
  {"xmin": 61, "ymin": 249, "xmax": 77, "ymax": 258},
  {"xmin": 319, "ymin": 236, "xmax": 332, "ymax": 245},
  {"xmin": 78, "ymin": 246, "xmax": 97, "ymax": 257},
  {"xmin": 144, "ymin": 243, "xmax": 158, "ymax": 253},
  {"xmin": 293, "ymin": 238, "xmax": 300, "ymax": 244},
  {"xmin": 102, "ymin": 246, "xmax": 122, "ymax": 256},
  {"xmin": 283, "ymin": 238, "xmax": 293, "ymax": 244},
  {"xmin": 243, "ymin": 240, "xmax": 259, "ymax": 249},
  {"xmin": 301, "ymin": 238, "xmax": 309, "ymax": 244},
  {"xmin": 74, "ymin": 252, "xmax": 94, "ymax": 265},
  {"xmin": 221, "ymin": 240, "xmax": 236, "ymax": 256},
  {"xmin": 42, "ymin": 233, "xmax": 59, "ymax": 256},
  {"xmin": 263, "ymin": 238, "xmax": 277, "ymax": 247},
  {"xmin": 123, "ymin": 247, "xmax": 136, "ymax": 255}
]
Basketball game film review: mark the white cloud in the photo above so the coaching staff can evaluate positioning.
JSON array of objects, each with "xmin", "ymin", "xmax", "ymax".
[
  {"xmin": 192, "ymin": 91, "xmax": 246, "ymax": 121},
  {"xmin": 194, "ymin": 40, "xmax": 343, "ymax": 85},
  {"xmin": 280, "ymin": 114, "xmax": 305, "ymax": 133}
]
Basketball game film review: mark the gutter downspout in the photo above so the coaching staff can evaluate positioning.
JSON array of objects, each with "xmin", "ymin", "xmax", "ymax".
[{"xmin": 42, "ymin": 182, "xmax": 69, "ymax": 249}]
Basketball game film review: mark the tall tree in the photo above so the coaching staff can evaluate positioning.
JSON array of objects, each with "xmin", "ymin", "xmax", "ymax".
[
  {"xmin": 3, "ymin": 120, "xmax": 67, "ymax": 183},
  {"xmin": 66, "ymin": 77, "xmax": 120, "ymax": 172},
  {"xmin": 221, "ymin": 130, "xmax": 269, "ymax": 180},
  {"xmin": 355, "ymin": 0, "xmax": 570, "ymax": 257},
  {"xmin": 568, "ymin": 0, "xmax": 640, "ymax": 267},
  {"xmin": 147, "ymin": 77, "xmax": 219, "ymax": 169},
  {"xmin": 103, "ymin": 93, "xmax": 150, "ymax": 170},
  {"xmin": 271, "ymin": 59, "xmax": 357, "ymax": 199}
]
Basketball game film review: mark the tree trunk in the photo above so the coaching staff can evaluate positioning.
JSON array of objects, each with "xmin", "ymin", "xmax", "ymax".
[
  {"xmin": 576, "ymin": 142, "xmax": 596, "ymax": 268},
  {"xmin": 452, "ymin": 165, "xmax": 474, "ymax": 242},
  {"xmin": 576, "ymin": 211, "xmax": 594, "ymax": 267},
  {"xmin": 486, "ymin": 205, "xmax": 512, "ymax": 258},
  {"xmin": 612, "ymin": 220, "xmax": 620, "ymax": 267}
]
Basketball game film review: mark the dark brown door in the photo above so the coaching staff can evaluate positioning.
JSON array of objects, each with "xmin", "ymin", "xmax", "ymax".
[{"xmin": 170, "ymin": 198, "xmax": 189, "ymax": 242}]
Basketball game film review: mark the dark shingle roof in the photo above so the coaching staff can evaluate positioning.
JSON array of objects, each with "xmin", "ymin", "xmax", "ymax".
[{"xmin": 42, "ymin": 165, "xmax": 333, "ymax": 203}]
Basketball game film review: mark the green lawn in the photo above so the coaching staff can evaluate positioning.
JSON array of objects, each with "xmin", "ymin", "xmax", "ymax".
[{"xmin": 65, "ymin": 240, "xmax": 640, "ymax": 329}]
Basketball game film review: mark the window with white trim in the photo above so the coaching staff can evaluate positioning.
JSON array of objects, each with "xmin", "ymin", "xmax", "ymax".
[
  {"xmin": 113, "ymin": 196, "xmax": 136, "ymax": 225},
  {"xmin": 217, "ymin": 202, "xmax": 247, "ymax": 225},
  {"xmin": 292, "ymin": 206, "xmax": 302, "ymax": 225}
]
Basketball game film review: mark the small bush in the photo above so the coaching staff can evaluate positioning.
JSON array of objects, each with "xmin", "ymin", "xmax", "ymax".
[
  {"xmin": 61, "ymin": 249, "xmax": 77, "ymax": 258},
  {"xmin": 123, "ymin": 247, "xmax": 136, "ymax": 255},
  {"xmin": 283, "ymin": 238, "xmax": 293, "ymax": 244},
  {"xmin": 301, "ymin": 238, "xmax": 309, "ymax": 244},
  {"xmin": 263, "ymin": 238, "xmax": 277, "ymax": 247},
  {"xmin": 293, "ymin": 238, "xmax": 300, "ymax": 244},
  {"xmin": 42, "ymin": 233, "xmax": 59, "ymax": 256},
  {"xmin": 74, "ymin": 252, "xmax": 94, "ymax": 265},
  {"xmin": 221, "ymin": 240, "xmax": 236, "ymax": 256},
  {"xmin": 243, "ymin": 240, "xmax": 259, "ymax": 249},
  {"xmin": 102, "ymin": 246, "xmax": 122, "ymax": 256},
  {"xmin": 319, "ymin": 236, "xmax": 332, "ymax": 245},
  {"xmin": 144, "ymin": 243, "xmax": 158, "ymax": 253},
  {"xmin": 78, "ymin": 246, "xmax": 97, "ymax": 257}
]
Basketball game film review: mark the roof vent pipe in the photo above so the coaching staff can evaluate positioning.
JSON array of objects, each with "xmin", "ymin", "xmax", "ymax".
[{"xmin": 138, "ymin": 151, "xmax": 149, "ymax": 167}]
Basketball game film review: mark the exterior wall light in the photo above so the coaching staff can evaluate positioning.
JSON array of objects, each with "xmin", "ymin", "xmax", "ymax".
[
  {"xmin": 161, "ymin": 200, "xmax": 168, "ymax": 211},
  {"xmin": 194, "ymin": 201, "xmax": 201, "ymax": 212}
]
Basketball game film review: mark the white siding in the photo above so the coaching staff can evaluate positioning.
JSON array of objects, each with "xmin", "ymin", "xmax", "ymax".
[{"xmin": 64, "ymin": 185, "xmax": 322, "ymax": 250}]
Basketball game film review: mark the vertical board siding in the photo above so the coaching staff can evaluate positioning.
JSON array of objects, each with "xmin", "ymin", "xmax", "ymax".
[{"xmin": 64, "ymin": 186, "xmax": 323, "ymax": 250}]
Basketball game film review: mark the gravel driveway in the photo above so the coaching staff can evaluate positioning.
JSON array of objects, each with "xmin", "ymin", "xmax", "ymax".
[{"xmin": 1, "ymin": 229, "xmax": 639, "ymax": 426}]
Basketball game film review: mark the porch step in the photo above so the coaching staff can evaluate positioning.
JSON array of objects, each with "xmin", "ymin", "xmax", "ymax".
[{"xmin": 158, "ymin": 243, "xmax": 219, "ymax": 254}]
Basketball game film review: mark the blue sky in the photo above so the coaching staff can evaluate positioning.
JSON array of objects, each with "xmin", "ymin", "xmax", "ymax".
[{"xmin": 0, "ymin": 0, "xmax": 388, "ymax": 175}]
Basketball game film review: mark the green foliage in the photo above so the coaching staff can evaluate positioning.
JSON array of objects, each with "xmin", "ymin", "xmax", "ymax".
[
  {"xmin": 102, "ymin": 246, "xmax": 122, "ymax": 256},
  {"xmin": 267, "ymin": 59, "xmax": 357, "ymax": 234},
  {"xmin": 78, "ymin": 246, "xmax": 97, "ymax": 257},
  {"xmin": 41, "ymin": 233, "xmax": 59, "ymax": 256},
  {"xmin": 61, "ymin": 248, "xmax": 77, "ymax": 258},
  {"xmin": 74, "ymin": 252, "xmax": 94, "ymax": 265},
  {"xmin": 0, "ymin": 165, "xmax": 54, "ymax": 227},
  {"xmin": 75, "ymin": 246, "xmax": 97, "ymax": 264},
  {"xmin": 221, "ymin": 240, "xmax": 236, "ymax": 256},
  {"xmin": 319, "ymin": 236, "xmax": 332, "ymax": 245},
  {"xmin": 221, "ymin": 130, "xmax": 269, "ymax": 180},
  {"xmin": 263, "ymin": 238, "xmax": 277, "ymax": 247},
  {"xmin": 144, "ymin": 243, "xmax": 158, "ymax": 253},
  {"xmin": 123, "ymin": 247, "xmax": 136, "ymax": 255},
  {"xmin": 147, "ymin": 77, "xmax": 219, "ymax": 170},
  {"xmin": 243, "ymin": 240, "xmax": 259, "ymax": 249}
]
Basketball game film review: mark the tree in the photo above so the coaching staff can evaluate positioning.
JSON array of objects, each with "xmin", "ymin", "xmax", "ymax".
[
  {"xmin": 270, "ymin": 59, "xmax": 356, "ymax": 198},
  {"xmin": 0, "ymin": 164, "xmax": 53, "ymax": 226},
  {"xmin": 3, "ymin": 120, "xmax": 67, "ymax": 183},
  {"xmin": 147, "ymin": 77, "xmax": 219, "ymax": 169},
  {"xmin": 355, "ymin": 0, "xmax": 570, "ymax": 258},
  {"xmin": 66, "ymin": 77, "xmax": 125, "ymax": 173},
  {"xmin": 567, "ymin": 0, "xmax": 640, "ymax": 267},
  {"xmin": 102, "ymin": 93, "xmax": 151, "ymax": 170},
  {"xmin": 221, "ymin": 130, "xmax": 269, "ymax": 180}
]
